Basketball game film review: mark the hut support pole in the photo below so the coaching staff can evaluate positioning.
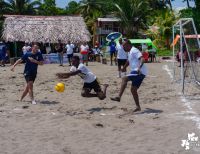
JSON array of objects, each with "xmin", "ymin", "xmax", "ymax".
[{"xmin": 14, "ymin": 42, "xmax": 17, "ymax": 57}]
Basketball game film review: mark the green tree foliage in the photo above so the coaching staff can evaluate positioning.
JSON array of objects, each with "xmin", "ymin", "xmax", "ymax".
[
  {"xmin": 148, "ymin": 0, "xmax": 167, "ymax": 10},
  {"xmin": 179, "ymin": 0, "xmax": 200, "ymax": 33},
  {"xmin": 78, "ymin": 0, "xmax": 104, "ymax": 18},
  {"xmin": 180, "ymin": 8, "xmax": 200, "ymax": 33},
  {"xmin": 78, "ymin": 0, "xmax": 105, "ymax": 34},
  {"xmin": 146, "ymin": 9, "xmax": 176, "ymax": 49},
  {"xmin": 113, "ymin": 0, "xmax": 150, "ymax": 38},
  {"xmin": 162, "ymin": 0, "xmax": 173, "ymax": 10},
  {"xmin": 3, "ymin": 0, "xmax": 41, "ymax": 15},
  {"xmin": 66, "ymin": 1, "xmax": 79, "ymax": 15},
  {"xmin": 194, "ymin": 0, "xmax": 200, "ymax": 9},
  {"xmin": 38, "ymin": 0, "xmax": 58, "ymax": 15}
]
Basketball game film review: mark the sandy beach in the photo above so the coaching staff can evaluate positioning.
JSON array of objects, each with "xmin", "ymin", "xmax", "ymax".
[{"xmin": 0, "ymin": 61, "xmax": 200, "ymax": 154}]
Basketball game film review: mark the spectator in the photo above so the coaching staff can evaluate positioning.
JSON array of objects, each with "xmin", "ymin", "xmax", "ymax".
[
  {"xmin": 22, "ymin": 42, "xmax": 31, "ymax": 56},
  {"xmin": 109, "ymin": 37, "xmax": 117, "ymax": 66},
  {"xmin": 80, "ymin": 42, "xmax": 89, "ymax": 66},
  {"xmin": 0, "ymin": 40, "xmax": 8, "ymax": 67},
  {"xmin": 65, "ymin": 41, "xmax": 74, "ymax": 66},
  {"xmin": 116, "ymin": 38, "xmax": 128, "ymax": 78},
  {"xmin": 55, "ymin": 40, "xmax": 64, "ymax": 66}
]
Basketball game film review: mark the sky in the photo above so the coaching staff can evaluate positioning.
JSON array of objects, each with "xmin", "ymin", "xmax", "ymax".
[{"xmin": 56, "ymin": 0, "xmax": 195, "ymax": 9}]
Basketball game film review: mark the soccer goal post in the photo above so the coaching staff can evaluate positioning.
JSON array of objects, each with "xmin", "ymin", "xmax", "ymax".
[{"xmin": 172, "ymin": 18, "xmax": 200, "ymax": 95}]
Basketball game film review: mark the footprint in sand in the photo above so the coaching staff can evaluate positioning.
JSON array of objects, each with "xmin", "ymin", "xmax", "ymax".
[
  {"xmin": 95, "ymin": 123, "xmax": 104, "ymax": 128},
  {"xmin": 22, "ymin": 105, "xmax": 29, "ymax": 109},
  {"xmin": 129, "ymin": 119, "xmax": 135, "ymax": 124}
]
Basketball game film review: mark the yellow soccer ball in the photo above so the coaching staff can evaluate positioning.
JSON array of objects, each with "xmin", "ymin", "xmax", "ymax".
[{"xmin": 55, "ymin": 83, "xmax": 65, "ymax": 92}]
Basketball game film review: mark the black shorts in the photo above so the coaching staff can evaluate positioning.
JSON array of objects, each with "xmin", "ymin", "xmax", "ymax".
[
  {"xmin": 128, "ymin": 74, "xmax": 145, "ymax": 88},
  {"xmin": 117, "ymin": 59, "xmax": 127, "ymax": 66},
  {"xmin": 24, "ymin": 74, "xmax": 36, "ymax": 83},
  {"xmin": 67, "ymin": 54, "xmax": 73, "ymax": 58},
  {"xmin": 110, "ymin": 51, "xmax": 116, "ymax": 57},
  {"xmin": 83, "ymin": 79, "xmax": 102, "ymax": 93}
]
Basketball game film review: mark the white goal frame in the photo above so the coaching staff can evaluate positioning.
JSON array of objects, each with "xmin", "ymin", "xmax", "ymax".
[{"xmin": 172, "ymin": 18, "xmax": 200, "ymax": 94}]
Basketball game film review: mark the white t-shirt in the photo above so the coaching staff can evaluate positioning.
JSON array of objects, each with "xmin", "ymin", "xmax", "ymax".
[
  {"xmin": 66, "ymin": 44, "xmax": 74, "ymax": 55},
  {"xmin": 70, "ymin": 63, "xmax": 96, "ymax": 83},
  {"xmin": 22, "ymin": 45, "xmax": 31, "ymax": 55},
  {"xmin": 80, "ymin": 45, "xmax": 89, "ymax": 52},
  {"xmin": 142, "ymin": 44, "xmax": 147, "ymax": 51},
  {"xmin": 116, "ymin": 44, "xmax": 128, "ymax": 59},
  {"xmin": 128, "ymin": 47, "xmax": 148, "ymax": 76}
]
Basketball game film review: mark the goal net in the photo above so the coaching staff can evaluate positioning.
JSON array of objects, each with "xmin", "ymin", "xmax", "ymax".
[{"xmin": 172, "ymin": 18, "xmax": 200, "ymax": 96}]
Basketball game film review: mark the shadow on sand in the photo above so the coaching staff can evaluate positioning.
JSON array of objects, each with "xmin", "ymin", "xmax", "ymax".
[
  {"xmin": 135, "ymin": 108, "xmax": 163, "ymax": 115},
  {"xmin": 87, "ymin": 106, "xmax": 117, "ymax": 114},
  {"xmin": 40, "ymin": 101, "xmax": 60, "ymax": 105}
]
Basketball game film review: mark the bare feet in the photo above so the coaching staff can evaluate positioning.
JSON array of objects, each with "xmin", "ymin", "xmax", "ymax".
[
  {"xmin": 133, "ymin": 107, "xmax": 141, "ymax": 112},
  {"xmin": 103, "ymin": 84, "xmax": 109, "ymax": 89}
]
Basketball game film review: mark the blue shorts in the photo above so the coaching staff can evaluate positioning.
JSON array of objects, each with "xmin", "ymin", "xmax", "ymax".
[
  {"xmin": 128, "ymin": 74, "xmax": 145, "ymax": 88},
  {"xmin": 110, "ymin": 51, "xmax": 116, "ymax": 55}
]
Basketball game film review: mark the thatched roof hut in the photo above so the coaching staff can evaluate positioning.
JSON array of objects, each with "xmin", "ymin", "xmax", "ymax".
[{"xmin": 2, "ymin": 15, "xmax": 91, "ymax": 43}]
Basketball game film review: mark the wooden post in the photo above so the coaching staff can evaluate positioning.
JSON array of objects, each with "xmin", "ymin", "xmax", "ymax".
[{"xmin": 14, "ymin": 42, "xmax": 17, "ymax": 57}]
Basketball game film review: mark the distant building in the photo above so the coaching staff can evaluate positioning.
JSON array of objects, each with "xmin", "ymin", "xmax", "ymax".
[{"xmin": 94, "ymin": 17, "xmax": 123, "ymax": 46}]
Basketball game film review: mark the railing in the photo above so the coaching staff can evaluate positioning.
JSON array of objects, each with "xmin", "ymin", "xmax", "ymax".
[
  {"xmin": 96, "ymin": 28, "xmax": 112, "ymax": 35},
  {"xmin": 96, "ymin": 28, "xmax": 121, "ymax": 35}
]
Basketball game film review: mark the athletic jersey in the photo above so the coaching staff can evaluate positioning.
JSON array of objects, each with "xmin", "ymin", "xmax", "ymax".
[
  {"xmin": 66, "ymin": 43, "xmax": 74, "ymax": 55},
  {"xmin": 70, "ymin": 63, "xmax": 96, "ymax": 83},
  {"xmin": 128, "ymin": 47, "xmax": 148, "ymax": 76},
  {"xmin": 109, "ymin": 41, "xmax": 116, "ymax": 52},
  {"xmin": 116, "ymin": 44, "xmax": 128, "ymax": 59},
  {"xmin": 21, "ymin": 52, "xmax": 44, "ymax": 76}
]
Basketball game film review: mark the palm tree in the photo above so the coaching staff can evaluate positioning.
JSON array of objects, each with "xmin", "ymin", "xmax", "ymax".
[
  {"xmin": 184, "ymin": 0, "xmax": 191, "ymax": 8},
  {"xmin": 194, "ymin": 0, "xmax": 200, "ymax": 9},
  {"xmin": 161, "ymin": 0, "xmax": 173, "ymax": 10},
  {"xmin": 182, "ymin": 0, "xmax": 195, "ymax": 8},
  {"xmin": 3, "ymin": 0, "xmax": 41, "ymax": 15},
  {"xmin": 78, "ymin": 0, "xmax": 104, "ymax": 18},
  {"xmin": 147, "ymin": 9, "xmax": 176, "ymax": 49},
  {"xmin": 113, "ymin": 0, "xmax": 150, "ymax": 38},
  {"xmin": 78, "ymin": 0, "xmax": 105, "ymax": 35}
]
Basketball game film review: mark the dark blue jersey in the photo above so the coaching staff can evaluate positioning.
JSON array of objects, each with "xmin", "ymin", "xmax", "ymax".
[
  {"xmin": 109, "ymin": 41, "xmax": 116, "ymax": 52},
  {"xmin": 21, "ymin": 52, "xmax": 44, "ymax": 76}
]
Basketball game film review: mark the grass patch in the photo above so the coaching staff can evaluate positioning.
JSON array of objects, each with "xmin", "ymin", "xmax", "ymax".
[{"xmin": 157, "ymin": 49, "xmax": 173, "ymax": 56}]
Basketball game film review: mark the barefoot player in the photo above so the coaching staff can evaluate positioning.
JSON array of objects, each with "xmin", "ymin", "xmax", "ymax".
[
  {"xmin": 11, "ymin": 45, "xmax": 44, "ymax": 104},
  {"xmin": 56, "ymin": 56, "xmax": 108, "ymax": 100},
  {"xmin": 111, "ymin": 39, "xmax": 147, "ymax": 112}
]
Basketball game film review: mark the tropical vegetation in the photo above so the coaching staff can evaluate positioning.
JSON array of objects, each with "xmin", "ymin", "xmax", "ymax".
[{"xmin": 0, "ymin": 0, "xmax": 200, "ymax": 53}]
